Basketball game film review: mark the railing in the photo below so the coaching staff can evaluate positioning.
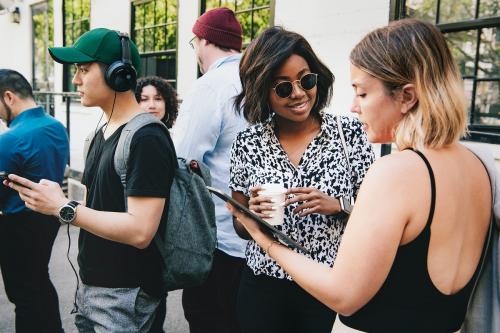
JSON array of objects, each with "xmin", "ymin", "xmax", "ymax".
[
  {"xmin": 376, "ymin": 132, "xmax": 500, "ymax": 157},
  {"xmin": 31, "ymin": 91, "xmax": 500, "ymax": 154},
  {"xmin": 33, "ymin": 91, "xmax": 81, "ymax": 193},
  {"xmin": 465, "ymin": 131, "xmax": 500, "ymax": 145}
]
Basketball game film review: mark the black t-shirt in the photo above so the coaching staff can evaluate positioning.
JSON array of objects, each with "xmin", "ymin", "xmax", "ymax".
[{"xmin": 80, "ymin": 123, "xmax": 177, "ymax": 296}]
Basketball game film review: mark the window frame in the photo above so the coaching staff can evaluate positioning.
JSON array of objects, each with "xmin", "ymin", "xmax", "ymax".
[
  {"xmin": 31, "ymin": 0, "xmax": 54, "ymax": 92},
  {"xmin": 130, "ymin": 0, "xmax": 179, "ymax": 86},
  {"xmin": 200, "ymin": 0, "xmax": 275, "ymax": 49},
  {"xmin": 31, "ymin": 0, "xmax": 55, "ymax": 116},
  {"xmin": 390, "ymin": 0, "xmax": 500, "ymax": 144},
  {"xmin": 62, "ymin": 0, "xmax": 90, "ymax": 93}
]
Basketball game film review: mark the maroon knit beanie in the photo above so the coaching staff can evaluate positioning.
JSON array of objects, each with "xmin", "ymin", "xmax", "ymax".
[{"xmin": 192, "ymin": 7, "xmax": 243, "ymax": 51}]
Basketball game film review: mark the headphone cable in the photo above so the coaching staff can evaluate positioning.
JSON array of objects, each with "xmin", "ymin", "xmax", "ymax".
[{"xmin": 67, "ymin": 91, "xmax": 117, "ymax": 314}]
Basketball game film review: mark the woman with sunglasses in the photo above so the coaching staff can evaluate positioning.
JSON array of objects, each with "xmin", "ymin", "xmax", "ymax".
[
  {"xmin": 228, "ymin": 19, "xmax": 494, "ymax": 333},
  {"xmin": 230, "ymin": 27, "xmax": 374, "ymax": 332}
]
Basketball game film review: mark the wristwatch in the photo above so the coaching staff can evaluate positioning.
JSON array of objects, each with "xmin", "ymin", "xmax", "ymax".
[
  {"xmin": 339, "ymin": 196, "xmax": 354, "ymax": 215},
  {"xmin": 58, "ymin": 200, "xmax": 80, "ymax": 224}
]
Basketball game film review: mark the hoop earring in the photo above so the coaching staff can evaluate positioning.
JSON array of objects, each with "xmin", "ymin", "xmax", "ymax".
[{"xmin": 164, "ymin": 113, "xmax": 170, "ymax": 124}]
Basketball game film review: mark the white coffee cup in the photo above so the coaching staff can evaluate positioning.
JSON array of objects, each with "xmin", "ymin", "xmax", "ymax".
[{"xmin": 259, "ymin": 183, "xmax": 286, "ymax": 226}]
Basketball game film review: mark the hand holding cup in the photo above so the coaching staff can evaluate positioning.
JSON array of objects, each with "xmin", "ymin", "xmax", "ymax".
[
  {"xmin": 249, "ymin": 184, "xmax": 286, "ymax": 226},
  {"xmin": 286, "ymin": 187, "xmax": 341, "ymax": 217}
]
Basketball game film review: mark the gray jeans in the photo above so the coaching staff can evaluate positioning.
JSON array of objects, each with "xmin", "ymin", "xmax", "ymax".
[{"xmin": 75, "ymin": 283, "xmax": 160, "ymax": 333}]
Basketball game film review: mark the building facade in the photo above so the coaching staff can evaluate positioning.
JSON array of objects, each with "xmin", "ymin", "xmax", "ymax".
[{"xmin": 0, "ymin": 0, "xmax": 498, "ymax": 172}]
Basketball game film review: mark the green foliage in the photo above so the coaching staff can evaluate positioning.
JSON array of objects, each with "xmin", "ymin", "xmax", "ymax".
[
  {"xmin": 405, "ymin": 0, "xmax": 499, "ymax": 125},
  {"xmin": 479, "ymin": 0, "xmax": 499, "ymax": 18},
  {"xmin": 132, "ymin": 0, "xmax": 177, "ymax": 53},
  {"xmin": 439, "ymin": 0, "xmax": 475, "ymax": 23},
  {"xmin": 32, "ymin": 0, "xmax": 54, "ymax": 91},
  {"xmin": 205, "ymin": 0, "xmax": 271, "ymax": 46},
  {"xmin": 63, "ymin": 0, "xmax": 90, "ymax": 45},
  {"xmin": 62, "ymin": 0, "xmax": 90, "ymax": 91},
  {"xmin": 405, "ymin": 0, "xmax": 437, "ymax": 23}
]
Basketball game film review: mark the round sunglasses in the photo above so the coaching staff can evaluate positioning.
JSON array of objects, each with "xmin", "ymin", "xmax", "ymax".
[{"xmin": 272, "ymin": 73, "xmax": 318, "ymax": 99}]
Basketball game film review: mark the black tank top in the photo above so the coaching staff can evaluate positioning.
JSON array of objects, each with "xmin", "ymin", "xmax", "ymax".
[{"xmin": 340, "ymin": 149, "xmax": 487, "ymax": 333}]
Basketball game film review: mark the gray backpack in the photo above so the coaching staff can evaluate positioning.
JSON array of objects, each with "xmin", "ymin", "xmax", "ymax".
[{"xmin": 83, "ymin": 112, "xmax": 217, "ymax": 291}]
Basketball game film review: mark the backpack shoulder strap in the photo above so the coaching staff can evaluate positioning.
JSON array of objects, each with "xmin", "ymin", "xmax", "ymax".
[
  {"xmin": 114, "ymin": 112, "xmax": 167, "ymax": 210},
  {"xmin": 197, "ymin": 161, "xmax": 212, "ymax": 186}
]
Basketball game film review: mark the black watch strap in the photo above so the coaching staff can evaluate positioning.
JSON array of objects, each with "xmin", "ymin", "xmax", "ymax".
[{"xmin": 68, "ymin": 200, "xmax": 80, "ymax": 209}]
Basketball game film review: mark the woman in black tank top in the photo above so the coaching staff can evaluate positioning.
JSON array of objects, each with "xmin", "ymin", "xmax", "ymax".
[{"xmin": 226, "ymin": 18, "xmax": 493, "ymax": 333}]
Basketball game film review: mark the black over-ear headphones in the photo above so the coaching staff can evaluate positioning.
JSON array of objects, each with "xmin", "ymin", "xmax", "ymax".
[{"xmin": 105, "ymin": 32, "xmax": 137, "ymax": 92}]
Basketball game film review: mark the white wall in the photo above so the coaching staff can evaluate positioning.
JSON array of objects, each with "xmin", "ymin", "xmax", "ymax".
[
  {"xmin": 53, "ymin": 0, "xmax": 63, "ymax": 93},
  {"xmin": 0, "ymin": 0, "xmax": 37, "ymax": 82},
  {"xmin": 176, "ymin": 0, "xmax": 198, "ymax": 98},
  {"xmin": 274, "ymin": 0, "xmax": 390, "ymax": 117},
  {"xmin": 90, "ymin": 0, "xmax": 130, "ymax": 32}
]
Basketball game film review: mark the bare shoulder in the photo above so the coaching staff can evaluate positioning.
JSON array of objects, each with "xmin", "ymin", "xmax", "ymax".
[
  {"xmin": 353, "ymin": 150, "xmax": 426, "ymax": 226},
  {"xmin": 361, "ymin": 150, "xmax": 423, "ymax": 190}
]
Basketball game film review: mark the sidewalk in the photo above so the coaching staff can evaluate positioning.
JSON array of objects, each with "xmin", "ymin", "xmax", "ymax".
[{"xmin": 0, "ymin": 225, "xmax": 359, "ymax": 333}]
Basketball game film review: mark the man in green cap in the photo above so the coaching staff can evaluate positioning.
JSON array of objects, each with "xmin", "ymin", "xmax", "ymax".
[{"xmin": 6, "ymin": 28, "xmax": 177, "ymax": 332}]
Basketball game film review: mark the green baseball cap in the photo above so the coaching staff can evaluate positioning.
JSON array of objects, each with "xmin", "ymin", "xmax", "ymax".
[{"xmin": 48, "ymin": 28, "xmax": 141, "ymax": 76}]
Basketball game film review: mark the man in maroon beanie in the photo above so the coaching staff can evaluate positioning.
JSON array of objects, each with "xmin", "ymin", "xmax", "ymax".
[{"xmin": 170, "ymin": 7, "xmax": 248, "ymax": 333}]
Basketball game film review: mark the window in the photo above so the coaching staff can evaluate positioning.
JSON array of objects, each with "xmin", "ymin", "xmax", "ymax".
[
  {"xmin": 62, "ymin": 0, "xmax": 90, "ymax": 92},
  {"xmin": 202, "ymin": 0, "xmax": 274, "ymax": 47},
  {"xmin": 392, "ymin": 0, "xmax": 500, "ymax": 143},
  {"xmin": 32, "ymin": 0, "xmax": 54, "ymax": 92},
  {"xmin": 131, "ymin": 0, "xmax": 177, "ymax": 87}
]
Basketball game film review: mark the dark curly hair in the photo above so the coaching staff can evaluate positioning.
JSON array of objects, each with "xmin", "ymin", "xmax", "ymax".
[
  {"xmin": 135, "ymin": 76, "xmax": 178, "ymax": 129},
  {"xmin": 235, "ymin": 26, "xmax": 334, "ymax": 124}
]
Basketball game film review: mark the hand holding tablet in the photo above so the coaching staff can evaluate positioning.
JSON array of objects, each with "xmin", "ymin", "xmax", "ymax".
[{"xmin": 207, "ymin": 186, "xmax": 310, "ymax": 254}]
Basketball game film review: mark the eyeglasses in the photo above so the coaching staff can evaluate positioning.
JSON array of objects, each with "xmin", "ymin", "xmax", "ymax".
[
  {"xmin": 189, "ymin": 36, "xmax": 196, "ymax": 49},
  {"xmin": 272, "ymin": 73, "xmax": 318, "ymax": 99}
]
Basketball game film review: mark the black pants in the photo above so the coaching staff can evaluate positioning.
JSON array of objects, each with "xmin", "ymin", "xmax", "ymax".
[
  {"xmin": 237, "ymin": 266, "xmax": 336, "ymax": 333},
  {"xmin": 0, "ymin": 211, "xmax": 63, "ymax": 333},
  {"xmin": 182, "ymin": 249, "xmax": 245, "ymax": 333}
]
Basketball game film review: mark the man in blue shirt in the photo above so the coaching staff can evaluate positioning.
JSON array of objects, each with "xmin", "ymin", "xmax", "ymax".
[
  {"xmin": 172, "ymin": 8, "xmax": 248, "ymax": 333},
  {"xmin": 0, "ymin": 69, "xmax": 69, "ymax": 333}
]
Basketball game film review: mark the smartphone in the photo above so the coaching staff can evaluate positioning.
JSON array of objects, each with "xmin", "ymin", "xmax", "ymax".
[
  {"xmin": 0, "ymin": 171, "xmax": 9, "ymax": 183},
  {"xmin": 207, "ymin": 186, "xmax": 310, "ymax": 254},
  {"xmin": 0, "ymin": 171, "xmax": 29, "ymax": 188}
]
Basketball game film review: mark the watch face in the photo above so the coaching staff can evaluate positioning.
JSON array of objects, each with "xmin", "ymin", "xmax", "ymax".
[{"xmin": 59, "ymin": 205, "xmax": 76, "ymax": 223}]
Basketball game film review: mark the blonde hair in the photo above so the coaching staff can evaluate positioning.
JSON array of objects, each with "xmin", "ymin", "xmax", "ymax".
[{"xmin": 350, "ymin": 19, "xmax": 467, "ymax": 150}]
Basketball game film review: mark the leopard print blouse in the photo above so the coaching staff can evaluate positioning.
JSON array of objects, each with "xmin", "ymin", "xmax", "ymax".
[{"xmin": 229, "ymin": 113, "xmax": 375, "ymax": 280}]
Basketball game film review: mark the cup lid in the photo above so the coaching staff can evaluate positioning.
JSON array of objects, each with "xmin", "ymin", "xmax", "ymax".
[{"xmin": 261, "ymin": 183, "xmax": 286, "ymax": 194}]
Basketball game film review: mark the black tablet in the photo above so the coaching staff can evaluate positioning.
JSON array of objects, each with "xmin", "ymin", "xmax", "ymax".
[{"xmin": 207, "ymin": 186, "xmax": 310, "ymax": 254}]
